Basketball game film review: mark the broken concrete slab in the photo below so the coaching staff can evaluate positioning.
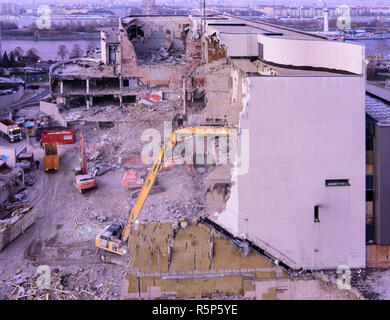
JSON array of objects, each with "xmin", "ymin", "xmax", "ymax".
[{"xmin": 0, "ymin": 205, "xmax": 35, "ymax": 252}]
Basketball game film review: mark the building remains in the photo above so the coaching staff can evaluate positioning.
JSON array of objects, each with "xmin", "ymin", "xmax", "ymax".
[{"xmin": 15, "ymin": 13, "xmax": 368, "ymax": 299}]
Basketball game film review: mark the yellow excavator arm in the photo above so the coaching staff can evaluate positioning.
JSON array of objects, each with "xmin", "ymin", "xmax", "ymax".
[
  {"xmin": 121, "ymin": 133, "xmax": 173, "ymax": 242},
  {"xmin": 121, "ymin": 127, "xmax": 233, "ymax": 242},
  {"xmin": 96, "ymin": 126, "xmax": 235, "ymax": 255}
]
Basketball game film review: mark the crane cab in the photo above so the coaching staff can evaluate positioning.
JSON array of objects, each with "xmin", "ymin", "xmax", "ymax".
[
  {"xmin": 75, "ymin": 173, "xmax": 96, "ymax": 194},
  {"xmin": 95, "ymin": 223, "xmax": 127, "ymax": 255}
]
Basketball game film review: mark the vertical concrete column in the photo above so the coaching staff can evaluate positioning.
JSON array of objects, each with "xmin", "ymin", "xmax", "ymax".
[
  {"xmin": 119, "ymin": 77, "xmax": 123, "ymax": 91},
  {"xmin": 120, "ymin": 96, "xmax": 123, "ymax": 108},
  {"xmin": 87, "ymin": 96, "xmax": 92, "ymax": 110},
  {"xmin": 60, "ymin": 80, "xmax": 63, "ymax": 94},
  {"xmin": 86, "ymin": 79, "xmax": 90, "ymax": 94},
  {"xmin": 182, "ymin": 80, "xmax": 186, "ymax": 115}
]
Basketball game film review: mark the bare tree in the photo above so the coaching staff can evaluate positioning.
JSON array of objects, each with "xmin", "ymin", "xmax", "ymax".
[
  {"xmin": 376, "ymin": 42, "xmax": 390, "ymax": 59},
  {"xmin": 86, "ymin": 42, "xmax": 96, "ymax": 53},
  {"xmin": 57, "ymin": 45, "xmax": 69, "ymax": 61},
  {"xmin": 70, "ymin": 44, "xmax": 84, "ymax": 58},
  {"xmin": 13, "ymin": 47, "xmax": 24, "ymax": 61},
  {"xmin": 25, "ymin": 48, "xmax": 40, "ymax": 63}
]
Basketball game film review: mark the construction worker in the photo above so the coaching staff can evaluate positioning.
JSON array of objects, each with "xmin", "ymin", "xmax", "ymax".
[{"xmin": 35, "ymin": 160, "xmax": 40, "ymax": 170}]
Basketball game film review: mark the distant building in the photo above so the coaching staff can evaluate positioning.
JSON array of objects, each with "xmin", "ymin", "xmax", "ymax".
[
  {"xmin": 0, "ymin": 2, "xmax": 20, "ymax": 15},
  {"xmin": 145, "ymin": 0, "xmax": 155, "ymax": 15}
]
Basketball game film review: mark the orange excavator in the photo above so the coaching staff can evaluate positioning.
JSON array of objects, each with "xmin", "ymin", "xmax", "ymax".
[{"xmin": 74, "ymin": 132, "xmax": 96, "ymax": 194}]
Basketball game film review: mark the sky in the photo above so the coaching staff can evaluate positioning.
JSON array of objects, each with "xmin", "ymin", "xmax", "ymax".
[{"xmin": 11, "ymin": 0, "xmax": 390, "ymax": 6}]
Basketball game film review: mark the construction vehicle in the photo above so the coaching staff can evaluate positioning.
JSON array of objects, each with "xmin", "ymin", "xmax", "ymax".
[
  {"xmin": 0, "ymin": 118, "xmax": 22, "ymax": 142},
  {"xmin": 42, "ymin": 129, "xmax": 76, "ymax": 172},
  {"xmin": 74, "ymin": 132, "xmax": 96, "ymax": 194},
  {"xmin": 95, "ymin": 126, "xmax": 233, "ymax": 256},
  {"xmin": 122, "ymin": 169, "xmax": 165, "ymax": 198},
  {"xmin": 44, "ymin": 143, "xmax": 59, "ymax": 171}
]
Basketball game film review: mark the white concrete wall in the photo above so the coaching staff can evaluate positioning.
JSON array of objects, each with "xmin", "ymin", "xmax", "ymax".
[
  {"xmin": 40, "ymin": 100, "xmax": 67, "ymax": 127},
  {"xmin": 217, "ymin": 75, "xmax": 366, "ymax": 270},
  {"xmin": 217, "ymin": 32, "xmax": 363, "ymax": 74},
  {"xmin": 219, "ymin": 33, "xmax": 258, "ymax": 57},
  {"xmin": 101, "ymin": 30, "xmax": 108, "ymax": 65},
  {"xmin": 257, "ymin": 36, "xmax": 364, "ymax": 75}
]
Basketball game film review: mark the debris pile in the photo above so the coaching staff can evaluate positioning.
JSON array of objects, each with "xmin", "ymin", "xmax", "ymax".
[
  {"xmin": 137, "ymin": 48, "xmax": 186, "ymax": 65},
  {"xmin": 1, "ymin": 266, "xmax": 121, "ymax": 300},
  {"xmin": 0, "ymin": 205, "xmax": 34, "ymax": 230},
  {"xmin": 86, "ymin": 135, "xmax": 122, "ymax": 176}
]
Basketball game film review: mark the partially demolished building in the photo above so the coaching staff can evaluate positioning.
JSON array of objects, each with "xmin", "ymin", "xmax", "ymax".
[
  {"xmin": 50, "ymin": 16, "xmax": 201, "ymax": 109},
  {"xmin": 49, "ymin": 14, "xmax": 366, "ymax": 276}
]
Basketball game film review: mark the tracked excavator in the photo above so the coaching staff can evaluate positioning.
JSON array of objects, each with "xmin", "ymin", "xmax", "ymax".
[
  {"xmin": 75, "ymin": 132, "xmax": 96, "ymax": 194},
  {"xmin": 95, "ymin": 126, "xmax": 233, "ymax": 256}
]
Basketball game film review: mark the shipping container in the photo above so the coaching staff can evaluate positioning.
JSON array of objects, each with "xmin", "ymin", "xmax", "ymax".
[{"xmin": 41, "ymin": 129, "xmax": 76, "ymax": 144}]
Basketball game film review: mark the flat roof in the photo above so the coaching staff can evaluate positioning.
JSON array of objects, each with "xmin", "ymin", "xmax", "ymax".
[
  {"xmin": 366, "ymin": 94, "xmax": 390, "ymax": 122},
  {"xmin": 207, "ymin": 15, "xmax": 327, "ymax": 41}
]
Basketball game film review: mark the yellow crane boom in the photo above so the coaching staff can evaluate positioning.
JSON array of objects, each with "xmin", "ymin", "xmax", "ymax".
[{"xmin": 95, "ymin": 127, "xmax": 235, "ymax": 255}]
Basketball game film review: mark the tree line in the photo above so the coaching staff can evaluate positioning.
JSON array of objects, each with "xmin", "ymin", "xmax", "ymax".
[
  {"xmin": 57, "ymin": 42, "xmax": 97, "ymax": 60},
  {"xmin": 0, "ymin": 48, "xmax": 40, "ymax": 68}
]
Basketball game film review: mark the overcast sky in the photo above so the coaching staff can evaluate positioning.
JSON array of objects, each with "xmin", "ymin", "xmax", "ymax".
[{"xmin": 13, "ymin": 0, "xmax": 390, "ymax": 6}]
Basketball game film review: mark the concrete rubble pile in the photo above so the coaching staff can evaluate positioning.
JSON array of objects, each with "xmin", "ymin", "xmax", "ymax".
[
  {"xmin": 0, "ymin": 205, "xmax": 34, "ymax": 230},
  {"xmin": 86, "ymin": 134, "xmax": 122, "ymax": 176},
  {"xmin": 0, "ymin": 205, "xmax": 35, "ymax": 252},
  {"xmin": 137, "ymin": 48, "xmax": 186, "ymax": 65},
  {"xmin": 1, "ymin": 266, "xmax": 121, "ymax": 300}
]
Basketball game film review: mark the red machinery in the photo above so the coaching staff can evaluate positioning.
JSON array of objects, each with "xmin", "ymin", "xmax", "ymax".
[{"xmin": 41, "ymin": 129, "xmax": 75, "ymax": 145}]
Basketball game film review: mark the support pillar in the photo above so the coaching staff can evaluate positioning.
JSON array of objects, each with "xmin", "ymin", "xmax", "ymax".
[{"xmin": 87, "ymin": 96, "xmax": 92, "ymax": 110}]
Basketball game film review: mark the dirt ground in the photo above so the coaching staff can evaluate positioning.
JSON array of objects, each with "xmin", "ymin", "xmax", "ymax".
[{"xmin": 0, "ymin": 103, "xmax": 208, "ymax": 300}]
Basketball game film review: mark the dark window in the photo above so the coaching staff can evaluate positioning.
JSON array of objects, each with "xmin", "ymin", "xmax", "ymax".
[
  {"xmin": 366, "ymin": 175, "xmax": 374, "ymax": 190},
  {"xmin": 123, "ymin": 79, "xmax": 129, "ymax": 87},
  {"xmin": 366, "ymin": 190, "xmax": 374, "ymax": 202},
  {"xmin": 366, "ymin": 217, "xmax": 375, "ymax": 244},
  {"xmin": 109, "ymin": 46, "xmax": 116, "ymax": 64},
  {"xmin": 123, "ymin": 95, "xmax": 136, "ymax": 104},
  {"xmin": 366, "ymin": 137, "xmax": 373, "ymax": 151},
  {"xmin": 258, "ymin": 43, "xmax": 264, "ymax": 60},
  {"xmin": 325, "ymin": 179, "xmax": 350, "ymax": 187},
  {"xmin": 314, "ymin": 205, "xmax": 320, "ymax": 223}
]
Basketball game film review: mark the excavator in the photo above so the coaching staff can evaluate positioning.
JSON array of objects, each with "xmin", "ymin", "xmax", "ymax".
[
  {"xmin": 95, "ymin": 126, "xmax": 233, "ymax": 256},
  {"xmin": 75, "ymin": 132, "xmax": 96, "ymax": 194}
]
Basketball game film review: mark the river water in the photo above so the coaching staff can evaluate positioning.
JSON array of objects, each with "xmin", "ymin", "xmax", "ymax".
[
  {"xmin": 1, "ymin": 33, "xmax": 390, "ymax": 61},
  {"xmin": 1, "ymin": 39, "xmax": 101, "ymax": 61},
  {"xmin": 349, "ymin": 39, "xmax": 390, "ymax": 58}
]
